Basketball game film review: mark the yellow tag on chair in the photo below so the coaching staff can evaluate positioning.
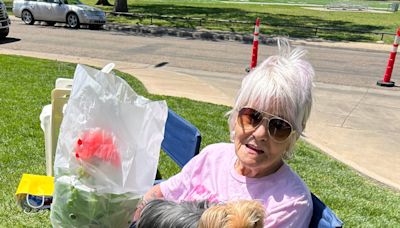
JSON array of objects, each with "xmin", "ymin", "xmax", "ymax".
[{"xmin": 15, "ymin": 174, "xmax": 54, "ymax": 196}]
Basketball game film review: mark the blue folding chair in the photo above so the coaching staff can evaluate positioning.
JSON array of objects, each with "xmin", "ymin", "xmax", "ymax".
[
  {"xmin": 310, "ymin": 193, "xmax": 343, "ymax": 228},
  {"xmin": 158, "ymin": 110, "xmax": 343, "ymax": 228},
  {"xmin": 161, "ymin": 109, "xmax": 201, "ymax": 168},
  {"xmin": 154, "ymin": 109, "xmax": 201, "ymax": 184}
]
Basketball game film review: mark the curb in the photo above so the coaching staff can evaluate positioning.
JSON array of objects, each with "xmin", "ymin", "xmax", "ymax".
[
  {"xmin": 103, "ymin": 23, "xmax": 390, "ymax": 52},
  {"xmin": 104, "ymin": 23, "xmax": 278, "ymax": 45}
]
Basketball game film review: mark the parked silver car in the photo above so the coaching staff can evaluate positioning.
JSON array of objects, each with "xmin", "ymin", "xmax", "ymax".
[{"xmin": 13, "ymin": 0, "xmax": 106, "ymax": 29}]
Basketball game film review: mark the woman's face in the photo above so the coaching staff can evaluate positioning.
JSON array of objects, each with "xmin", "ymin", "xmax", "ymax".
[{"xmin": 233, "ymin": 109, "xmax": 292, "ymax": 178}]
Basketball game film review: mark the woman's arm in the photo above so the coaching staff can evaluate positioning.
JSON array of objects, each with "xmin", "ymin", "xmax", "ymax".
[{"xmin": 133, "ymin": 184, "xmax": 164, "ymax": 221}]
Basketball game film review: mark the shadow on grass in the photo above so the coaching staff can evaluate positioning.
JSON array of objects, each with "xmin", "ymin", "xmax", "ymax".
[{"xmin": 123, "ymin": 3, "xmax": 386, "ymax": 42}]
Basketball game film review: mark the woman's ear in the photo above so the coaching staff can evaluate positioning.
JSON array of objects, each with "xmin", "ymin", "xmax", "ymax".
[
  {"xmin": 230, "ymin": 130, "xmax": 235, "ymax": 143},
  {"xmin": 285, "ymin": 134, "xmax": 298, "ymax": 154},
  {"xmin": 301, "ymin": 120, "xmax": 307, "ymax": 135},
  {"xmin": 295, "ymin": 132, "xmax": 301, "ymax": 140}
]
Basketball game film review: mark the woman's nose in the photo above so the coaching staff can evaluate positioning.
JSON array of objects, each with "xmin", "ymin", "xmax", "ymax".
[{"xmin": 252, "ymin": 119, "xmax": 269, "ymax": 141}]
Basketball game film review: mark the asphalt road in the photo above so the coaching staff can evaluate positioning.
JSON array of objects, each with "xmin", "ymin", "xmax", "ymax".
[{"xmin": 1, "ymin": 16, "xmax": 398, "ymax": 97}]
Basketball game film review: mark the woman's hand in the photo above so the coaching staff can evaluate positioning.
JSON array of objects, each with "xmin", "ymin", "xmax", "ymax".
[{"xmin": 133, "ymin": 184, "xmax": 164, "ymax": 221}]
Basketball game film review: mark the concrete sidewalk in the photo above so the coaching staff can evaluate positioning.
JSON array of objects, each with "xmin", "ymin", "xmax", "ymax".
[{"xmin": 1, "ymin": 47, "xmax": 399, "ymax": 191}]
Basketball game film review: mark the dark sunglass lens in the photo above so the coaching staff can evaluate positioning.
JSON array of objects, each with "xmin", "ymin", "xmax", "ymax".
[
  {"xmin": 239, "ymin": 108, "xmax": 263, "ymax": 129},
  {"xmin": 269, "ymin": 118, "xmax": 292, "ymax": 141}
]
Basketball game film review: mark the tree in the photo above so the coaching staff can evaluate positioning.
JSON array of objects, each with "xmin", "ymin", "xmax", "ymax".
[
  {"xmin": 95, "ymin": 0, "xmax": 113, "ymax": 6},
  {"xmin": 114, "ymin": 0, "xmax": 128, "ymax": 12}
]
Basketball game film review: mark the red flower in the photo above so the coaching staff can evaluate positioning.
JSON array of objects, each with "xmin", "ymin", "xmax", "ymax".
[{"xmin": 75, "ymin": 129, "xmax": 121, "ymax": 167}]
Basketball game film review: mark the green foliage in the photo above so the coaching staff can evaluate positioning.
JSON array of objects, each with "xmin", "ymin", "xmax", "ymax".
[
  {"xmin": 0, "ymin": 55, "xmax": 399, "ymax": 227},
  {"xmin": 51, "ymin": 181, "xmax": 139, "ymax": 227}
]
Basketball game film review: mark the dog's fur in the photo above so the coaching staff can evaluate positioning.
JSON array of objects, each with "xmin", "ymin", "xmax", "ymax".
[
  {"xmin": 136, "ymin": 199, "xmax": 214, "ymax": 228},
  {"xmin": 198, "ymin": 200, "xmax": 265, "ymax": 228},
  {"xmin": 136, "ymin": 199, "xmax": 265, "ymax": 228}
]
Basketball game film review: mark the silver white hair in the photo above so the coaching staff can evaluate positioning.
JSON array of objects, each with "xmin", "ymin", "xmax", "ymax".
[
  {"xmin": 136, "ymin": 199, "xmax": 215, "ymax": 228},
  {"xmin": 228, "ymin": 39, "xmax": 314, "ymax": 159}
]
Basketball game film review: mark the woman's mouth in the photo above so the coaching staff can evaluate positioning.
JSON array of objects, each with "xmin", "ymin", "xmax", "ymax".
[{"xmin": 245, "ymin": 144, "xmax": 264, "ymax": 154}]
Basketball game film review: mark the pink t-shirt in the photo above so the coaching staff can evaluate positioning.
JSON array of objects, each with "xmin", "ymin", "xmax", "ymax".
[{"xmin": 160, "ymin": 143, "xmax": 313, "ymax": 227}]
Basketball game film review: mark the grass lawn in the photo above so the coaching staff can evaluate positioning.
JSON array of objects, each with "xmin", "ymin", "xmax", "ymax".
[{"xmin": 1, "ymin": 54, "xmax": 400, "ymax": 227}]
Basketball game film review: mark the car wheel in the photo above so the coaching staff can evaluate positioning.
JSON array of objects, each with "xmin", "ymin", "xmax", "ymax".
[
  {"xmin": 22, "ymin": 10, "xmax": 35, "ymax": 25},
  {"xmin": 66, "ymin": 13, "xmax": 80, "ymax": 29},
  {"xmin": 0, "ymin": 28, "xmax": 9, "ymax": 39},
  {"xmin": 45, "ymin": 21, "xmax": 56, "ymax": 26}
]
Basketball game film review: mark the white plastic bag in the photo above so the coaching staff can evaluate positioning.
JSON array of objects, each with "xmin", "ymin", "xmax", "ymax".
[{"xmin": 50, "ymin": 64, "xmax": 168, "ymax": 227}]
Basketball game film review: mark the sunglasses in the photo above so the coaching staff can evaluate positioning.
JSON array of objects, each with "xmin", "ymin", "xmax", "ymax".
[{"xmin": 237, "ymin": 107, "xmax": 295, "ymax": 143}]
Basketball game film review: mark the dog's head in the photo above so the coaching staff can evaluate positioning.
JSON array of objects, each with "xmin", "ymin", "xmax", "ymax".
[{"xmin": 198, "ymin": 200, "xmax": 265, "ymax": 228}]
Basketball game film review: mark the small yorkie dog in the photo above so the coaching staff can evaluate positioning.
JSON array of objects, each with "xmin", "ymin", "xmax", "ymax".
[
  {"xmin": 136, "ymin": 199, "xmax": 213, "ymax": 228},
  {"xmin": 136, "ymin": 199, "xmax": 264, "ymax": 228},
  {"xmin": 198, "ymin": 200, "xmax": 265, "ymax": 228}
]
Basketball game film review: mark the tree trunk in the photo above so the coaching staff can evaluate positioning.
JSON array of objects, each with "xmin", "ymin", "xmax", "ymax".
[
  {"xmin": 95, "ymin": 0, "xmax": 113, "ymax": 6},
  {"xmin": 113, "ymin": 0, "xmax": 128, "ymax": 12}
]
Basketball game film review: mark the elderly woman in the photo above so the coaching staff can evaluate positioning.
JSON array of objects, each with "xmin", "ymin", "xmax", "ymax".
[{"xmin": 136, "ymin": 39, "xmax": 314, "ymax": 227}]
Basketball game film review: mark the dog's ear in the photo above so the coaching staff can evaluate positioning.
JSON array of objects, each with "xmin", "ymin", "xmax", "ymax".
[
  {"xmin": 225, "ymin": 200, "xmax": 265, "ymax": 228},
  {"xmin": 249, "ymin": 201, "xmax": 266, "ymax": 228},
  {"xmin": 198, "ymin": 205, "xmax": 228, "ymax": 228}
]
